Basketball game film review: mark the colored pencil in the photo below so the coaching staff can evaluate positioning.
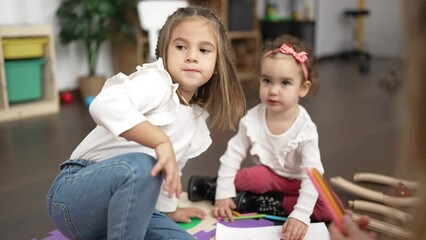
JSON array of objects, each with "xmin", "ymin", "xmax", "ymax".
[
  {"xmin": 222, "ymin": 214, "xmax": 266, "ymax": 221},
  {"xmin": 312, "ymin": 168, "xmax": 344, "ymax": 218},
  {"xmin": 231, "ymin": 210, "xmax": 241, "ymax": 217},
  {"xmin": 305, "ymin": 167, "xmax": 345, "ymax": 233},
  {"xmin": 239, "ymin": 212, "xmax": 258, "ymax": 216},
  {"xmin": 265, "ymin": 214, "xmax": 287, "ymax": 222}
]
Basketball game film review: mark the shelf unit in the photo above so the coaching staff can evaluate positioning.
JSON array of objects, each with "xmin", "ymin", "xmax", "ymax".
[
  {"xmin": 190, "ymin": 0, "xmax": 261, "ymax": 81},
  {"xmin": 260, "ymin": 0, "xmax": 317, "ymax": 50},
  {"xmin": 112, "ymin": 0, "xmax": 261, "ymax": 81},
  {"xmin": 0, "ymin": 25, "xmax": 59, "ymax": 123},
  {"xmin": 261, "ymin": 20, "xmax": 316, "ymax": 49}
]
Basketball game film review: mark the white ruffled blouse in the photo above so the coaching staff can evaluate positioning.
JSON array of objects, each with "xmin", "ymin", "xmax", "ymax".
[
  {"xmin": 70, "ymin": 58, "xmax": 212, "ymax": 212},
  {"xmin": 216, "ymin": 103, "xmax": 324, "ymax": 225}
]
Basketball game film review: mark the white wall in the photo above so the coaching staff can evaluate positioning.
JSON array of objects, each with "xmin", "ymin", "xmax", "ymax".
[
  {"xmin": 316, "ymin": 0, "xmax": 406, "ymax": 58},
  {"xmin": 258, "ymin": 0, "xmax": 406, "ymax": 58},
  {"xmin": 363, "ymin": 0, "xmax": 406, "ymax": 58},
  {"xmin": 315, "ymin": 0, "xmax": 356, "ymax": 57},
  {"xmin": 0, "ymin": 0, "xmax": 405, "ymax": 91},
  {"xmin": 0, "ymin": 0, "xmax": 113, "ymax": 91}
]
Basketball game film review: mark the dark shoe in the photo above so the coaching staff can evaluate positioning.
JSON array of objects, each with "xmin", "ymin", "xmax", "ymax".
[
  {"xmin": 235, "ymin": 191, "xmax": 286, "ymax": 216},
  {"xmin": 187, "ymin": 175, "xmax": 217, "ymax": 202}
]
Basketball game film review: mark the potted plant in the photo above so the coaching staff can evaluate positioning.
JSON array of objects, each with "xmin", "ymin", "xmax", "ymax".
[{"xmin": 56, "ymin": 0, "xmax": 136, "ymax": 100}]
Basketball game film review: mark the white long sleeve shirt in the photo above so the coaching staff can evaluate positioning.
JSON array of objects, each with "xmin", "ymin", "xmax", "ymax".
[
  {"xmin": 70, "ymin": 58, "xmax": 212, "ymax": 212},
  {"xmin": 216, "ymin": 103, "xmax": 323, "ymax": 225}
]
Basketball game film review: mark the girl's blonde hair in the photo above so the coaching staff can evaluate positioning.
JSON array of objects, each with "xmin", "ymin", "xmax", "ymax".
[
  {"xmin": 155, "ymin": 6, "xmax": 245, "ymax": 131},
  {"xmin": 260, "ymin": 34, "xmax": 319, "ymax": 96}
]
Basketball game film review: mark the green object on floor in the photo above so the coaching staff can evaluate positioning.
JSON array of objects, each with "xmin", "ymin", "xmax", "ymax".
[{"xmin": 178, "ymin": 218, "xmax": 202, "ymax": 230}]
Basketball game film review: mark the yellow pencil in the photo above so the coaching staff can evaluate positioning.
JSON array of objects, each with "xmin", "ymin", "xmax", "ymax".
[
  {"xmin": 222, "ymin": 214, "xmax": 266, "ymax": 222},
  {"xmin": 231, "ymin": 210, "xmax": 241, "ymax": 217}
]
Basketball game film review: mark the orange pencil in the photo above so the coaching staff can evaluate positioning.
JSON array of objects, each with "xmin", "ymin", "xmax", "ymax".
[
  {"xmin": 312, "ymin": 168, "xmax": 344, "ymax": 219},
  {"xmin": 306, "ymin": 167, "xmax": 345, "ymax": 233}
]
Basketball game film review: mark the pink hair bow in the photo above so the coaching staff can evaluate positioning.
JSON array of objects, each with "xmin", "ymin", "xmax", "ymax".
[
  {"xmin": 263, "ymin": 44, "xmax": 309, "ymax": 80},
  {"xmin": 278, "ymin": 44, "xmax": 308, "ymax": 63}
]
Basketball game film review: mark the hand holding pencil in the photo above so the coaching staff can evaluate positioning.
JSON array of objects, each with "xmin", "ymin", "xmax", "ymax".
[
  {"xmin": 329, "ymin": 214, "xmax": 377, "ymax": 240},
  {"xmin": 306, "ymin": 168, "xmax": 377, "ymax": 239}
]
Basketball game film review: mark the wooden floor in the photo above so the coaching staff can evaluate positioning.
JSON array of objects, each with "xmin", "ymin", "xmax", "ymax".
[{"xmin": 0, "ymin": 57, "xmax": 405, "ymax": 240}]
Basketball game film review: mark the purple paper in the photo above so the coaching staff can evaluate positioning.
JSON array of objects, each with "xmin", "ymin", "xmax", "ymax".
[
  {"xmin": 218, "ymin": 218, "xmax": 274, "ymax": 228},
  {"xmin": 37, "ymin": 219, "xmax": 275, "ymax": 240},
  {"xmin": 193, "ymin": 229, "xmax": 216, "ymax": 240},
  {"xmin": 31, "ymin": 230, "xmax": 69, "ymax": 240}
]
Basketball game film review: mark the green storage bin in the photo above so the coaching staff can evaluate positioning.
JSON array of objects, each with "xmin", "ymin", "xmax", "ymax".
[{"xmin": 5, "ymin": 58, "xmax": 45, "ymax": 103}]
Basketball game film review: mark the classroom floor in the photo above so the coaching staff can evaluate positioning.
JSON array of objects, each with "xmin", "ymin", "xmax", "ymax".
[{"xmin": 0, "ymin": 56, "xmax": 405, "ymax": 240}]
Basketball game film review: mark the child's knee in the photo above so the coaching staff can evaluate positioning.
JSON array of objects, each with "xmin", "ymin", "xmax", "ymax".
[
  {"xmin": 235, "ymin": 166, "xmax": 273, "ymax": 191},
  {"xmin": 235, "ymin": 167, "xmax": 260, "ymax": 186},
  {"xmin": 236, "ymin": 165, "xmax": 270, "ymax": 179}
]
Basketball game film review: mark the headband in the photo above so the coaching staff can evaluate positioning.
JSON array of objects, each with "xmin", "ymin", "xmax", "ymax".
[{"xmin": 263, "ymin": 44, "xmax": 309, "ymax": 80}]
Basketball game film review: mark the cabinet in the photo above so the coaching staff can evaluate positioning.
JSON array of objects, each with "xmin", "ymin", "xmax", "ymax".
[
  {"xmin": 261, "ymin": 20, "xmax": 315, "ymax": 49},
  {"xmin": 260, "ymin": 0, "xmax": 317, "ymax": 49},
  {"xmin": 191, "ymin": 0, "xmax": 261, "ymax": 81},
  {"xmin": 112, "ymin": 0, "xmax": 261, "ymax": 81},
  {"xmin": 0, "ymin": 25, "xmax": 59, "ymax": 123}
]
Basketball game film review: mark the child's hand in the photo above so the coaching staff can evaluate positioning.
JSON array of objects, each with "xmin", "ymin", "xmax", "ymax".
[
  {"xmin": 329, "ymin": 215, "xmax": 377, "ymax": 240},
  {"xmin": 212, "ymin": 198, "xmax": 236, "ymax": 220},
  {"xmin": 152, "ymin": 142, "xmax": 181, "ymax": 198},
  {"xmin": 165, "ymin": 207, "xmax": 206, "ymax": 223},
  {"xmin": 281, "ymin": 217, "xmax": 308, "ymax": 240}
]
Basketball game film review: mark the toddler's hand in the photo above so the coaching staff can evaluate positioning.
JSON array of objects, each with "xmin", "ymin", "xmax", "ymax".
[
  {"xmin": 152, "ymin": 142, "xmax": 181, "ymax": 198},
  {"xmin": 212, "ymin": 198, "xmax": 237, "ymax": 220},
  {"xmin": 281, "ymin": 217, "xmax": 308, "ymax": 240}
]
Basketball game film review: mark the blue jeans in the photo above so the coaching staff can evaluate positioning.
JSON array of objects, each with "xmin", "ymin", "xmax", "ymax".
[{"xmin": 47, "ymin": 152, "xmax": 194, "ymax": 240}]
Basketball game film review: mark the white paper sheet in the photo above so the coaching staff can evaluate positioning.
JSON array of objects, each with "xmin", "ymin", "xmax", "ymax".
[{"xmin": 215, "ymin": 222, "xmax": 330, "ymax": 240}]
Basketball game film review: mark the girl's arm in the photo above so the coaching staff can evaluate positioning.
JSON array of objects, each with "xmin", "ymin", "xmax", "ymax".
[
  {"xmin": 216, "ymin": 121, "xmax": 251, "ymax": 199},
  {"xmin": 89, "ymin": 70, "xmax": 180, "ymax": 197},
  {"xmin": 287, "ymin": 138, "xmax": 322, "ymax": 225},
  {"xmin": 92, "ymin": 88, "xmax": 180, "ymax": 198},
  {"xmin": 120, "ymin": 121, "xmax": 181, "ymax": 198},
  {"xmin": 280, "ymin": 138, "xmax": 322, "ymax": 240}
]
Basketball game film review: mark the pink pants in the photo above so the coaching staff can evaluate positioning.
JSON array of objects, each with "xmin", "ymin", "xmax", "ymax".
[{"xmin": 234, "ymin": 165, "xmax": 337, "ymax": 222}]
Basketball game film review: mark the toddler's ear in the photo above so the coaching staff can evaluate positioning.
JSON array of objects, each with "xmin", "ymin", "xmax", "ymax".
[{"xmin": 299, "ymin": 80, "xmax": 312, "ymax": 98}]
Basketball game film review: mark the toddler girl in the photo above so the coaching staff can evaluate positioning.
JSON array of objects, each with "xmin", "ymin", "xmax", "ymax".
[{"xmin": 189, "ymin": 34, "xmax": 332, "ymax": 240}]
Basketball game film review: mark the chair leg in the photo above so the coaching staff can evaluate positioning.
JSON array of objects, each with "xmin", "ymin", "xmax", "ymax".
[
  {"xmin": 352, "ymin": 213, "xmax": 414, "ymax": 239},
  {"xmin": 329, "ymin": 176, "xmax": 419, "ymax": 207}
]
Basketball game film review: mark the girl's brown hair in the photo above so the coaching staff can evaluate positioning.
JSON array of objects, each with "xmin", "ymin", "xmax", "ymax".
[
  {"xmin": 261, "ymin": 34, "xmax": 319, "ymax": 96},
  {"xmin": 155, "ymin": 6, "xmax": 245, "ymax": 131}
]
